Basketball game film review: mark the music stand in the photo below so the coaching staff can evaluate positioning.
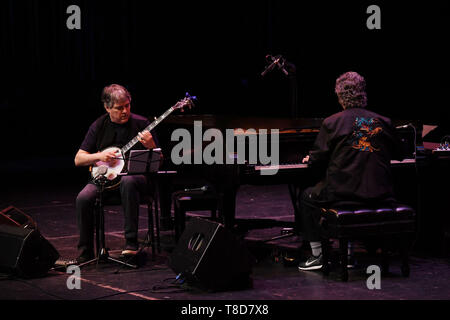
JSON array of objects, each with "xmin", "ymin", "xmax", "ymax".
[
  {"xmin": 113, "ymin": 148, "xmax": 163, "ymax": 273},
  {"xmin": 128, "ymin": 148, "xmax": 162, "ymax": 245},
  {"xmin": 78, "ymin": 172, "xmax": 138, "ymax": 270}
]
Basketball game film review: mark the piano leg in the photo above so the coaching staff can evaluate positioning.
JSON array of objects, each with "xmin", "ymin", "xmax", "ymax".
[
  {"xmin": 215, "ymin": 164, "xmax": 241, "ymax": 230},
  {"xmin": 218, "ymin": 185, "xmax": 239, "ymax": 230}
]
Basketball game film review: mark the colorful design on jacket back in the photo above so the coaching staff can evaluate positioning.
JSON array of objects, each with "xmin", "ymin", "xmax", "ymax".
[{"xmin": 349, "ymin": 117, "xmax": 382, "ymax": 152}]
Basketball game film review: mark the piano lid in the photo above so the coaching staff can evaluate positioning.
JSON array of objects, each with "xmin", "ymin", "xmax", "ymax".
[{"xmin": 162, "ymin": 114, "xmax": 324, "ymax": 131}]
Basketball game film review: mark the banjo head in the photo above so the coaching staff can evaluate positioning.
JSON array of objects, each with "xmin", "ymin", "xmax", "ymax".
[{"xmin": 92, "ymin": 147, "xmax": 125, "ymax": 180}]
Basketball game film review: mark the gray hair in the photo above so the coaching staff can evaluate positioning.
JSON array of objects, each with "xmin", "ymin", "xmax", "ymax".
[
  {"xmin": 101, "ymin": 84, "xmax": 131, "ymax": 109},
  {"xmin": 335, "ymin": 71, "xmax": 368, "ymax": 109}
]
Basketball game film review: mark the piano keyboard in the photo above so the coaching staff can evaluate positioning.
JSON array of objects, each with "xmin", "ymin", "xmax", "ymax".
[
  {"xmin": 254, "ymin": 158, "xmax": 416, "ymax": 172},
  {"xmin": 390, "ymin": 158, "xmax": 416, "ymax": 165}
]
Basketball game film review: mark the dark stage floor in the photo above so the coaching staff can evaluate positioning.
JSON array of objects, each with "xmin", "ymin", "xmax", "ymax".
[{"xmin": 1, "ymin": 175, "xmax": 450, "ymax": 303}]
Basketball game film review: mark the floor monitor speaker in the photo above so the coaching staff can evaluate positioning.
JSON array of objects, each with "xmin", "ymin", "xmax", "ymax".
[
  {"xmin": 168, "ymin": 217, "xmax": 253, "ymax": 291},
  {"xmin": 0, "ymin": 224, "xmax": 59, "ymax": 278}
]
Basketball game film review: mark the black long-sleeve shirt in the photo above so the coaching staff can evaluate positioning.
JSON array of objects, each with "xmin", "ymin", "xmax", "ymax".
[{"xmin": 308, "ymin": 107, "xmax": 404, "ymax": 202}]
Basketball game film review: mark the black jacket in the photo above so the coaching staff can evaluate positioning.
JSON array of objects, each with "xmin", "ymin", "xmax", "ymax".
[{"xmin": 308, "ymin": 107, "xmax": 404, "ymax": 202}]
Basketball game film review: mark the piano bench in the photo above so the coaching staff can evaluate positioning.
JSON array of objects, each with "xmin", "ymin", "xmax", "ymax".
[
  {"xmin": 317, "ymin": 203, "xmax": 416, "ymax": 281},
  {"xmin": 172, "ymin": 190, "xmax": 222, "ymax": 242}
]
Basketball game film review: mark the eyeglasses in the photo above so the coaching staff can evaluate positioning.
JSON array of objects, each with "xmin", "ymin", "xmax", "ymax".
[{"xmin": 111, "ymin": 103, "xmax": 130, "ymax": 111}]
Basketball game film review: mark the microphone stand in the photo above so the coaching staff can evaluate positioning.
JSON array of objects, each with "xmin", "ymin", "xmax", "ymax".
[
  {"xmin": 78, "ymin": 173, "xmax": 138, "ymax": 270},
  {"xmin": 259, "ymin": 54, "xmax": 301, "ymax": 244},
  {"xmin": 261, "ymin": 54, "xmax": 299, "ymax": 118}
]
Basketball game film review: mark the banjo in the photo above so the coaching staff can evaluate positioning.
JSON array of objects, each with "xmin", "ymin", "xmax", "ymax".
[{"xmin": 91, "ymin": 93, "xmax": 196, "ymax": 189}]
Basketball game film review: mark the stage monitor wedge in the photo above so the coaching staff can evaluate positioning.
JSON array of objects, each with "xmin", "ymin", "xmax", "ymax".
[
  {"xmin": 168, "ymin": 217, "xmax": 254, "ymax": 292},
  {"xmin": 0, "ymin": 224, "xmax": 59, "ymax": 278}
]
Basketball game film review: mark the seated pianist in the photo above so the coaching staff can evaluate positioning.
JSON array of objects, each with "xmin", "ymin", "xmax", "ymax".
[{"xmin": 296, "ymin": 71, "xmax": 405, "ymax": 271}]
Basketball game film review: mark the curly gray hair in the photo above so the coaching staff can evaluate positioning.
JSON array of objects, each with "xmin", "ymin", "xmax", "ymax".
[
  {"xmin": 335, "ymin": 71, "xmax": 367, "ymax": 109},
  {"xmin": 101, "ymin": 84, "xmax": 132, "ymax": 109}
]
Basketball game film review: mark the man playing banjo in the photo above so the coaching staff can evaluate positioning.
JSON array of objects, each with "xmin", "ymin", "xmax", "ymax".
[{"xmin": 74, "ymin": 84, "xmax": 158, "ymax": 264}]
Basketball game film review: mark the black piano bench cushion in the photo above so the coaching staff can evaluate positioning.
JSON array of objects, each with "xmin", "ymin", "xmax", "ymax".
[
  {"xmin": 317, "ymin": 202, "xmax": 416, "ymax": 281},
  {"xmin": 319, "ymin": 203, "xmax": 416, "ymax": 238}
]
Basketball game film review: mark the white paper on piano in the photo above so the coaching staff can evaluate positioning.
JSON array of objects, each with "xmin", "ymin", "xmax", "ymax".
[{"xmin": 422, "ymin": 125, "xmax": 438, "ymax": 138}]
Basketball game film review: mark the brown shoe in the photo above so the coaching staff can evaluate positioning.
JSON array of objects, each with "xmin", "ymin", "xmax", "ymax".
[{"xmin": 121, "ymin": 243, "xmax": 139, "ymax": 255}]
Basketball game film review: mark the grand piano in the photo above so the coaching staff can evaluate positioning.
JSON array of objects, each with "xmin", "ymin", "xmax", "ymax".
[{"xmin": 155, "ymin": 114, "xmax": 421, "ymax": 232}]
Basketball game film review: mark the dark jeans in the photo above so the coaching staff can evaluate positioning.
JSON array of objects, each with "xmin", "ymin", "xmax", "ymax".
[
  {"xmin": 75, "ymin": 175, "xmax": 147, "ymax": 255},
  {"xmin": 299, "ymin": 187, "xmax": 331, "ymax": 242}
]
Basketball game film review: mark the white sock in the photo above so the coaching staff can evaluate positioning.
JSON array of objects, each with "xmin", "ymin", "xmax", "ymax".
[{"xmin": 310, "ymin": 241, "xmax": 322, "ymax": 257}]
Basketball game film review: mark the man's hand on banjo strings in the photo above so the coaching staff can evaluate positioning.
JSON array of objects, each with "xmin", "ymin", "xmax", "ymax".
[{"xmin": 99, "ymin": 149, "xmax": 120, "ymax": 166}]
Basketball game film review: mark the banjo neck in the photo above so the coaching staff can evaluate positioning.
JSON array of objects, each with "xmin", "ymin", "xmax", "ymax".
[{"xmin": 121, "ymin": 106, "xmax": 175, "ymax": 154}]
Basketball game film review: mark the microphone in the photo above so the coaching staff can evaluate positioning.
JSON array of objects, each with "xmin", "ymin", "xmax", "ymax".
[
  {"xmin": 94, "ymin": 165, "xmax": 108, "ymax": 181},
  {"xmin": 274, "ymin": 55, "xmax": 289, "ymax": 76},
  {"xmin": 261, "ymin": 55, "xmax": 289, "ymax": 77},
  {"xmin": 184, "ymin": 185, "xmax": 208, "ymax": 192},
  {"xmin": 396, "ymin": 123, "xmax": 414, "ymax": 129}
]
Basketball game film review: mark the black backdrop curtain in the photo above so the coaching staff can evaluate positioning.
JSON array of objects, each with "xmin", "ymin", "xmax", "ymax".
[{"xmin": 0, "ymin": 1, "xmax": 448, "ymax": 160}]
